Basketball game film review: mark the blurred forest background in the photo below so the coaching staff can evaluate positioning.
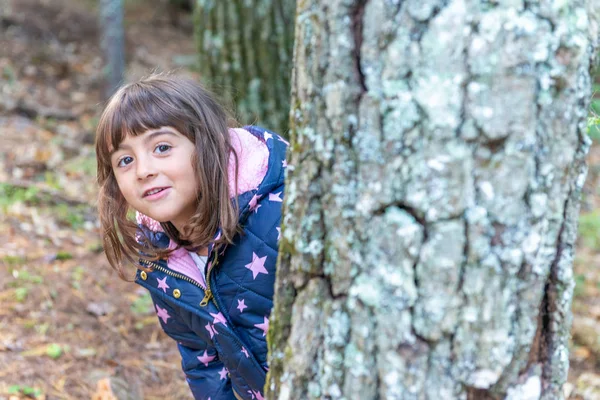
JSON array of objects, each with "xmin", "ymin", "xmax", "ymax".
[{"xmin": 0, "ymin": 0, "xmax": 598, "ymax": 399}]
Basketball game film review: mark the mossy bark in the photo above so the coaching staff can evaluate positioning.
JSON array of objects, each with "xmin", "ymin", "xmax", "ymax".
[
  {"xmin": 193, "ymin": 0, "xmax": 296, "ymax": 135},
  {"xmin": 267, "ymin": 1, "xmax": 599, "ymax": 399}
]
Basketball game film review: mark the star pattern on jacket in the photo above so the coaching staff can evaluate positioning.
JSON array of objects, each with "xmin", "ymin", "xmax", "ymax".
[
  {"xmin": 237, "ymin": 299, "xmax": 248, "ymax": 313},
  {"xmin": 205, "ymin": 322, "xmax": 217, "ymax": 339},
  {"xmin": 249, "ymin": 194, "xmax": 262, "ymax": 213},
  {"xmin": 263, "ymin": 131, "xmax": 273, "ymax": 141},
  {"xmin": 245, "ymin": 253, "xmax": 268, "ymax": 279},
  {"xmin": 156, "ymin": 276, "xmax": 169, "ymax": 293},
  {"xmin": 197, "ymin": 350, "xmax": 216, "ymax": 367},
  {"xmin": 269, "ymin": 192, "xmax": 282, "ymax": 202},
  {"xmin": 241, "ymin": 347, "xmax": 249, "ymax": 358},
  {"xmin": 210, "ymin": 312, "xmax": 227, "ymax": 326},
  {"xmin": 255, "ymin": 317, "xmax": 269, "ymax": 337},
  {"xmin": 276, "ymin": 227, "xmax": 281, "ymax": 241},
  {"xmin": 155, "ymin": 305, "xmax": 170, "ymax": 324},
  {"xmin": 218, "ymin": 367, "xmax": 228, "ymax": 380}
]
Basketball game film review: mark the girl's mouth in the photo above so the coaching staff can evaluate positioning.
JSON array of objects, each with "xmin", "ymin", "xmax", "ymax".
[{"xmin": 143, "ymin": 187, "xmax": 170, "ymax": 198}]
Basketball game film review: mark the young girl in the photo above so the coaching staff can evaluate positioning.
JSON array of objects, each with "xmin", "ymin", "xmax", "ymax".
[{"xmin": 95, "ymin": 74, "xmax": 287, "ymax": 400}]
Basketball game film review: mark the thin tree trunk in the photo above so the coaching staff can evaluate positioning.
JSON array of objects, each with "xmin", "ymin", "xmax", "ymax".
[
  {"xmin": 193, "ymin": 0, "xmax": 295, "ymax": 134},
  {"xmin": 268, "ymin": 1, "xmax": 599, "ymax": 399},
  {"xmin": 99, "ymin": 0, "xmax": 125, "ymax": 98}
]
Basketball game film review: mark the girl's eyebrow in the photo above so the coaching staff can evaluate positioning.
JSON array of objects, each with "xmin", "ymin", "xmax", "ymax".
[
  {"xmin": 143, "ymin": 129, "xmax": 178, "ymax": 143},
  {"xmin": 114, "ymin": 130, "xmax": 178, "ymax": 152}
]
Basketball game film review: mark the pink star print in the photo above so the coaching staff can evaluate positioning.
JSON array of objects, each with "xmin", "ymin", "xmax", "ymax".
[
  {"xmin": 205, "ymin": 322, "xmax": 217, "ymax": 339},
  {"xmin": 218, "ymin": 367, "xmax": 228, "ymax": 380},
  {"xmin": 282, "ymin": 159, "xmax": 287, "ymax": 168},
  {"xmin": 241, "ymin": 347, "xmax": 249, "ymax": 358},
  {"xmin": 197, "ymin": 350, "xmax": 216, "ymax": 367},
  {"xmin": 269, "ymin": 192, "xmax": 283, "ymax": 202},
  {"xmin": 249, "ymin": 194, "xmax": 262, "ymax": 213},
  {"xmin": 210, "ymin": 312, "xmax": 228, "ymax": 326},
  {"xmin": 278, "ymin": 136, "xmax": 289, "ymax": 146},
  {"xmin": 155, "ymin": 305, "xmax": 170, "ymax": 324},
  {"xmin": 245, "ymin": 253, "xmax": 268, "ymax": 279},
  {"xmin": 156, "ymin": 276, "xmax": 169, "ymax": 293},
  {"xmin": 255, "ymin": 316, "xmax": 269, "ymax": 337},
  {"xmin": 276, "ymin": 227, "xmax": 281, "ymax": 241},
  {"xmin": 237, "ymin": 299, "xmax": 248, "ymax": 313},
  {"xmin": 263, "ymin": 131, "xmax": 273, "ymax": 141},
  {"xmin": 253, "ymin": 390, "xmax": 265, "ymax": 400}
]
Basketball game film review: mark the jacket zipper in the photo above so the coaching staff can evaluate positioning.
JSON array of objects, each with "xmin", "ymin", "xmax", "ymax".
[
  {"xmin": 139, "ymin": 257, "xmax": 219, "ymax": 309},
  {"xmin": 233, "ymin": 388, "xmax": 244, "ymax": 400},
  {"xmin": 200, "ymin": 255, "xmax": 218, "ymax": 306},
  {"xmin": 139, "ymin": 259, "xmax": 207, "ymax": 290}
]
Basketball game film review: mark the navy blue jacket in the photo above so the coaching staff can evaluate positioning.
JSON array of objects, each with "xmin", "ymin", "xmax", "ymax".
[{"xmin": 135, "ymin": 126, "xmax": 286, "ymax": 399}]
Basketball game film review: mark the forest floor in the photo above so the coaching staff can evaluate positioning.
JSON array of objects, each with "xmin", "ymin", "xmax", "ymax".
[{"xmin": 0, "ymin": 0, "xmax": 600, "ymax": 399}]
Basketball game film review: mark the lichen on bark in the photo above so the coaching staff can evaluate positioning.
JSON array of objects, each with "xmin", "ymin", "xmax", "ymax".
[{"xmin": 267, "ymin": 0, "xmax": 599, "ymax": 399}]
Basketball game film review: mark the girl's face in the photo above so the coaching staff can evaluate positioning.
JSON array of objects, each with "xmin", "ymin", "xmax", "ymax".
[{"xmin": 111, "ymin": 127, "xmax": 198, "ymax": 231}]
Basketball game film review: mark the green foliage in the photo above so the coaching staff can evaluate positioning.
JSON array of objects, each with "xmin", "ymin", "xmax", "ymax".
[
  {"xmin": 15, "ymin": 287, "xmax": 29, "ymax": 302},
  {"xmin": 578, "ymin": 211, "xmax": 600, "ymax": 250},
  {"xmin": 35, "ymin": 323, "xmax": 50, "ymax": 336},
  {"xmin": 71, "ymin": 266, "xmax": 85, "ymax": 289},
  {"xmin": 46, "ymin": 343, "xmax": 63, "ymax": 359},
  {"xmin": 55, "ymin": 251, "xmax": 73, "ymax": 261},
  {"xmin": 590, "ymin": 81, "xmax": 600, "ymax": 141},
  {"xmin": 8, "ymin": 385, "xmax": 43, "ymax": 398},
  {"xmin": 53, "ymin": 203, "xmax": 86, "ymax": 229},
  {"xmin": 2, "ymin": 64, "xmax": 17, "ymax": 85},
  {"xmin": 1, "ymin": 255, "xmax": 26, "ymax": 266},
  {"xmin": 8, "ymin": 269, "xmax": 43, "ymax": 285},
  {"xmin": 62, "ymin": 154, "xmax": 97, "ymax": 177},
  {"xmin": 588, "ymin": 114, "xmax": 600, "ymax": 142},
  {"xmin": 43, "ymin": 171, "xmax": 62, "ymax": 190},
  {"xmin": 130, "ymin": 292, "xmax": 153, "ymax": 315},
  {"xmin": 574, "ymin": 273, "xmax": 586, "ymax": 298},
  {"xmin": 0, "ymin": 183, "xmax": 41, "ymax": 209}
]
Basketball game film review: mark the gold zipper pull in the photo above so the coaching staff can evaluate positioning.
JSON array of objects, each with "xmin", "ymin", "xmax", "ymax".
[{"xmin": 200, "ymin": 289, "xmax": 212, "ymax": 307}]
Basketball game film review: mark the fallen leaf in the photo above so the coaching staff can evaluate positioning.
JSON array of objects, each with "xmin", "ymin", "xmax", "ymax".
[
  {"xmin": 91, "ymin": 378, "xmax": 118, "ymax": 400},
  {"xmin": 86, "ymin": 302, "xmax": 115, "ymax": 317}
]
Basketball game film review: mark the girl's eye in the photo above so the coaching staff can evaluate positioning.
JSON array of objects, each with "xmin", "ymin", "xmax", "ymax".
[
  {"xmin": 155, "ymin": 144, "xmax": 172, "ymax": 154},
  {"xmin": 117, "ymin": 156, "xmax": 133, "ymax": 167}
]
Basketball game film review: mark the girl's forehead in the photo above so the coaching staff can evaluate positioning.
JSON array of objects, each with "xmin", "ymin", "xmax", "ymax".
[{"xmin": 109, "ymin": 127, "xmax": 184, "ymax": 153}]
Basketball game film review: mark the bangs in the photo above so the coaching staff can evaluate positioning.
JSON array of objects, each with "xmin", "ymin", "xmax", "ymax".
[{"xmin": 96, "ymin": 83, "xmax": 190, "ymax": 167}]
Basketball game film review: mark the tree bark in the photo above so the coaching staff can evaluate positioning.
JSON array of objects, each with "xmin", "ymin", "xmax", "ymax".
[
  {"xmin": 99, "ymin": 0, "xmax": 125, "ymax": 98},
  {"xmin": 193, "ymin": 0, "xmax": 296, "ymax": 135},
  {"xmin": 268, "ymin": 1, "xmax": 599, "ymax": 399}
]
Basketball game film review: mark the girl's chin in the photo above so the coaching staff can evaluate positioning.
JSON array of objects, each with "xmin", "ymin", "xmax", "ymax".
[{"xmin": 138, "ymin": 212, "xmax": 171, "ymax": 224}]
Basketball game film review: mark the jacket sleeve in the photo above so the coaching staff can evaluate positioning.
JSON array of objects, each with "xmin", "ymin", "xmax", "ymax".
[{"xmin": 148, "ymin": 292, "xmax": 234, "ymax": 400}]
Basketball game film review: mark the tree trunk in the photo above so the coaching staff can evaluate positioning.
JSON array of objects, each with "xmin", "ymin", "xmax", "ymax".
[
  {"xmin": 193, "ymin": 0, "xmax": 296, "ymax": 135},
  {"xmin": 99, "ymin": 0, "xmax": 125, "ymax": 98},
  {"xmin": 268, "ymin": 1, "xmax": 598, "ymax": 399}
]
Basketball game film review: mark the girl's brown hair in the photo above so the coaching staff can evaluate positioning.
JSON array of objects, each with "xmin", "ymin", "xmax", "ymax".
[{"xmin": 95, "ymin": 73, "xmax": 239, "ymax": 280}]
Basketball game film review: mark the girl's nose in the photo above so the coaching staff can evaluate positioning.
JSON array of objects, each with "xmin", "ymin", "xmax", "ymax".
[{"xmin": 136, "ymin": 155, "xmax": 156, "ymax": 180}]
